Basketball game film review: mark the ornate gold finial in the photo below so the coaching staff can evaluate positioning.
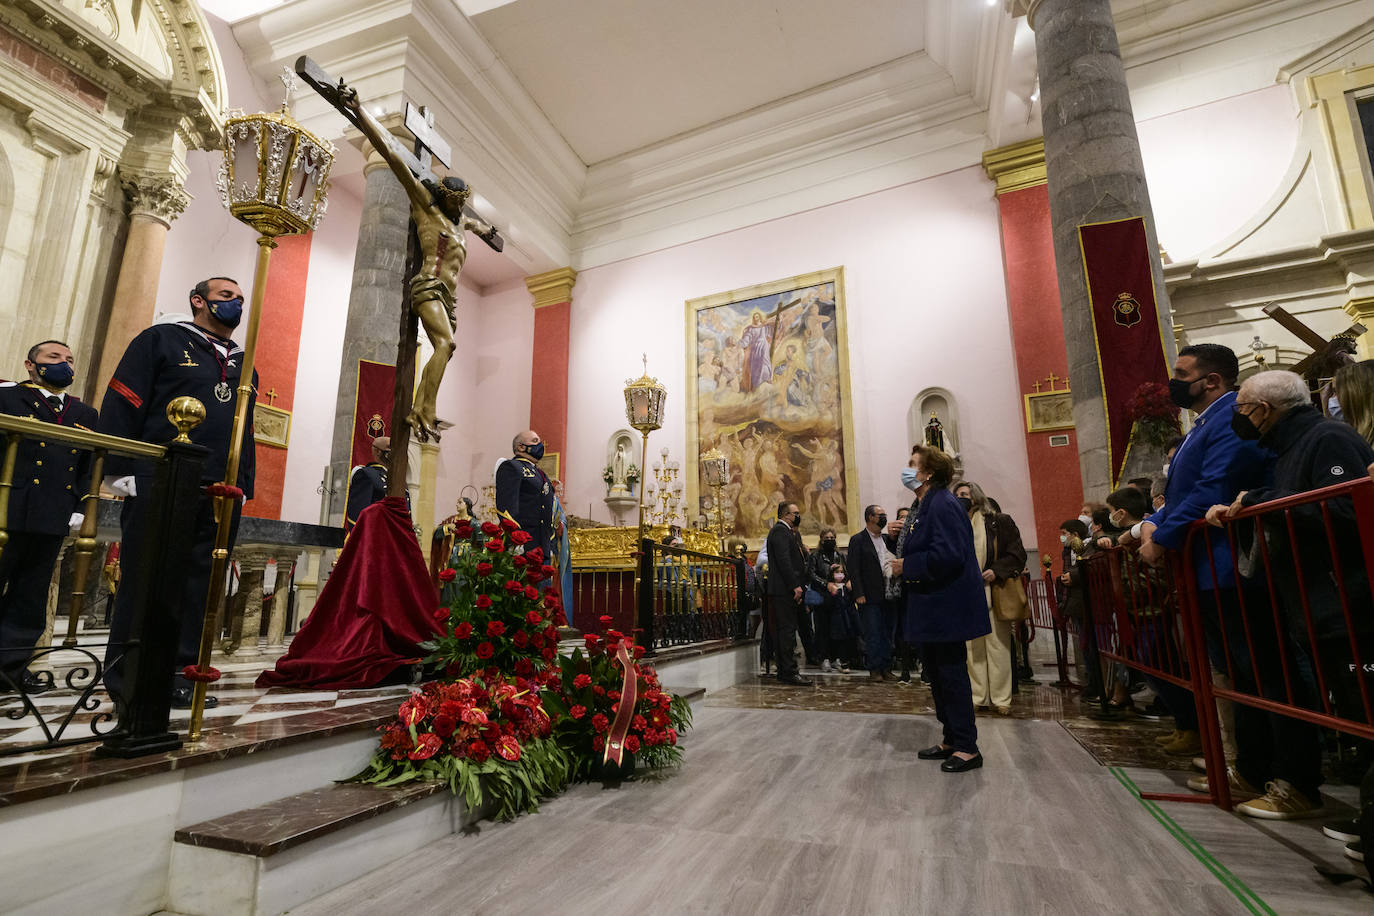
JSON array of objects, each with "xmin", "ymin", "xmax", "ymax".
[{"xmin": 166, "ymin": 396, "xmax": 206, "ymax": 444}]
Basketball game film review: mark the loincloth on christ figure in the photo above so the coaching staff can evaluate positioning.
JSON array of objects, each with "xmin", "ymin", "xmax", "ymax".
[{"xmin": 411, "ymin": 275, "xmax": 457, "ymax": 330}]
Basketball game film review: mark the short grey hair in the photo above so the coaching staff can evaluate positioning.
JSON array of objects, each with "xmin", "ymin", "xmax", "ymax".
[
  {"xmin": 1150, "ymin": 475, "xmax": 1167, "ymax": 500},
  {"xmin": 1242, "ymin": 370, "xmax": 1310, "ymax": 411}
]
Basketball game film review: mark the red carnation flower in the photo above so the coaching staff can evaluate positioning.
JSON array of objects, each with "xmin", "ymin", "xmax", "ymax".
[
  {"xmin": 461, "ymin": 706, "xmax": 488, "ymax": 725},
  {"xmin": 475, "ymin": 641, "xmax": 495, "ymax": 659},
  {"xmin": 454, "ymin": 621, "xmax": 473, "ymax": 639},
  {"xmin": 408, "ymin": 733, "xmax": 442, "ymax": 761},
  {"xmin": 509, "ymin": 530, "xmax": 532, "ymax": 545},
  {"xmin": 474, "ymin": 595, "xmax": 492, "ymax": 610},
  {"xmin": 467, "ymin": 739, "xmax": 490, "ymax": 762},
  {"xmin": 570, "ymin": 704, "xmax": 586, "ymax": 719},
  {"xmin": 438, "ymin": 568, "xmax": 457, "ymax": 582},
  {"xmin": 650, "ymin": 708, "xmax": 670, "ymax": 728},
  {"xmin": 485, "ymin": 538, "xmax": 505, "ymax": 552},
  {"xmin": 486, "ymin": 620, "xmax": 506, "ymax": 637},
  {"xmin": 525, "ymin": 610, "xmax": 544, "ymax": 626},
  {"xmin": 625, "ymin": 735, "xmax": 641, "ymax": 754},
  {"xmin": 573, "ymin": 674, "xmax": 591, "ymax": 689},
  {"xmin": 525, "ymin": 547, "xmax": 544, "ymax": 564},
  {"xmin": 592, "ymin": 735, "xmax": 605, "ymax": 752},
  {"xmin": 513, "ymin": 555, "xmax": 528, "ymax": 568},
  {"xmin": 500, "ymin": 517, "xmax": 520, "ymax": 531},
  {"xmin": 524, "ymin": 585, "xmax": 540, "ymax": 600},
  {"xmin": 667, "ymin": 728, "xmax": 678, "ymax": 745},
  {"xmin": 433, "ymin": 714, "xmax": 457, "ymax": 738},
  {"xmin": 481, "ymin": 521, "xmax": 501, "ymax": 536},
  {"xmin": 475, "ymin": 562, "xmax": 493, "ymax": 576},
  {"xmin": 512, "ymin": 630, "xmax": 529, "ymax": 649},
  {"xmin": 504, "ymin": 580, "xmax": 523, "ymax": 594},
  {"xmin": 592, "ymin": 713, "xmax": 609, "ymax": 733},
  {"xmin": 496, "ymin": 735, "xmax": 522, "ymax": 761},
  {"xmin": 593, "ymin": 686, "xmax": 606, "ymax": 696},
  {"xmin": 608, "ymin": 690, "xmax": 621, "ymax": 702},
  {"xmin": 632, "ymin": 714, "xmax": 647, "ymax": 731}
]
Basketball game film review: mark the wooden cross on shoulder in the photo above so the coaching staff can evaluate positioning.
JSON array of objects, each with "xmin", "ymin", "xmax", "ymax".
[{"xmin": 1260, "ymin": 303, "xmax": 1364, "ymax": 379}]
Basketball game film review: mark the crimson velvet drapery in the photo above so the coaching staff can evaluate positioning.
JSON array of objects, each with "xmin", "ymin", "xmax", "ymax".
[{"xmin": 257, "ymin": 497, "xmax": 442, "ymax": 689}]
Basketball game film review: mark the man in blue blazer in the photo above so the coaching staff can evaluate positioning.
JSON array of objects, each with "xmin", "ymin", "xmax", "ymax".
[{"xmin": 1140, "ymin": 344, "xmax": 1321, "ymax": 817}]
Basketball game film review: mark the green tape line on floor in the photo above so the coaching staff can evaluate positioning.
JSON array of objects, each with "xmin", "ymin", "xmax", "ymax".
[{"xmin": 1109, "ymin": 766, "xmax": 1276, "ymax": 916}]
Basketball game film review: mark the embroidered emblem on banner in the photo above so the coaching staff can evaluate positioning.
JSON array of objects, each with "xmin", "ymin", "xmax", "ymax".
[
  {"xmin": 1113, "ymin": 292, "xmax": 1142, "ymax": 328},
  {"xmin": 366, "ymin": 413, "xmax": 385, "ymax": 438},
  {"xmin": 1333, "ymin": 465, "xmax": 1345, "ymax": 476}
]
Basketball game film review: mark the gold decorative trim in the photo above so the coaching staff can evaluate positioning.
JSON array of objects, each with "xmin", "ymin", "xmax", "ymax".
[
  {"xmin": 1024, "ymin": 390, "xmax": 1074, "ymax": 433},
  {"xmin": 981, "ymin": 138, "xmax": 1046, "ymax": 196},
  {"xmin": 570, "ymin": 524, "xmax": 719, "ymax": 568},
  {"xmin": 684, "ymin": 266, "xmax": 859, "ymax": 549},
  {"xmin": 525, "ymin": 267, "xmax": 578, "ymax": 308}
]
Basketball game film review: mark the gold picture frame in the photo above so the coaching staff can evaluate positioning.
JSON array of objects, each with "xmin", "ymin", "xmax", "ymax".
[
  {"xmin": 537, "ymin": 451, "xmax": 561, "ymax": 483},
  {"xmin": 253, "ymin": 403, "xmax": 291, "ymax": 449},
  {"xmin": 1024, "ymin": 390, "xmax": 1074, "ymax": 433},
  {"xmin": 685, "ymin": 266, "xmax": 859, "ymax": 547}
]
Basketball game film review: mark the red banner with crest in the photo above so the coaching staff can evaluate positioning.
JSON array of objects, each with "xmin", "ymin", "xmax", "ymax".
[
  {"xmin": 350, "ymin": 359, "xmax": 397, "ymax": 470},
  {"xmin": 1078, "ymin": 217, "xmax": 1172, "ymax": 488}
]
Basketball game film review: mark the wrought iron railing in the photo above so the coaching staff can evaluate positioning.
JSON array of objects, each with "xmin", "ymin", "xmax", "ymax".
[
  {"xmin": 636, "ymin": 538, "xmax": 746, "ymax": 654},
  {"xmin": 0, "ymin": 402, "xmax": 208, "ymax": 758}
]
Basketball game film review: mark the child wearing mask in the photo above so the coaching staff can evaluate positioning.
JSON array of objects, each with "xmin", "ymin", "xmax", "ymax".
[{"xmin": 823, "ymin": 562, "xmax": 857, "ymax": 672}]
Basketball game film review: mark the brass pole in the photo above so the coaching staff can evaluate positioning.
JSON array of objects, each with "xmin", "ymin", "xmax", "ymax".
[
  {"xmin": 0, "ymin": 432, "xmax": 21, "ymax": 563},
  {"xmin": 63, "ymin": 448, "xmax": 106, "ymax": 647},
  {"xmin": 188, "ymin": 234, "xmax": 277, "ymax": 740}
]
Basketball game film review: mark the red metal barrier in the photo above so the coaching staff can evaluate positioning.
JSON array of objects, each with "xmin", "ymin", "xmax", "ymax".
[
  {"xmin": 1026, "ymin": 570, "xmax": 1079, "ymax": 688},
  {"xmin": 1082, "ymin": 476, "xmax": 1374, "ymax": 810}
]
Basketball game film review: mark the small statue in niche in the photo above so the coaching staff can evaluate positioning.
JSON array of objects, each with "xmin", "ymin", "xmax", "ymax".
[
  {"xmin": 602, "ymin": 437, "xmax": 640, "ymax": 495},
  {"xmin": 924, "ymin": 412, "xmax": 945, "ymax": 451}
]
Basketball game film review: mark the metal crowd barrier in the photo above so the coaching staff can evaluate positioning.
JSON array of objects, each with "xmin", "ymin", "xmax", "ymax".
[
  {"xmin": 1082, "ymin": 476, "xmax": 1374, "ymax": 809},
  {"xmin": 1026, "ymin": 569, "xmax": 1078, "ymax": 688},
  {"xmin": 636, "ymin": 538, "xmax": 747, "ymax": 655},
  {"xmin": 0, "ymin": 401, "xmax": 209, "ymax": 758}
]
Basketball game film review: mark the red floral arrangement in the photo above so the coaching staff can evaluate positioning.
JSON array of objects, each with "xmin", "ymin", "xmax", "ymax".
[
  {"xmin": 543, "ymin": 616, "xmax": 692, "ymax": 777},
  {"xmin": 1124, "ymin": 381, "xmax": 1181, "ymax": 448},
  {"xmin": 421, "ymin": 517, "xmax": 568, "ymax": 681},
  {"xmin": 357, "ymin": 673, "xmax": 572, "ymax": 820}
]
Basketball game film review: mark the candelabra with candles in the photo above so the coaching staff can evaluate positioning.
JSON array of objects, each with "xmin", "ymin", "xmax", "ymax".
[
  {"xmin": 699, "ymin": 447, "xmax": 729, "ymax": 539},
  {"xmin": 644, "ymin": 446, "xmax": 684, "ymax": 527}
]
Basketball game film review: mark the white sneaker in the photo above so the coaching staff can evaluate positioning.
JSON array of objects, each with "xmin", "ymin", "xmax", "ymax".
[{"xmin": 820, "ymin": 659, "xmax": 833, "ymax": 672}]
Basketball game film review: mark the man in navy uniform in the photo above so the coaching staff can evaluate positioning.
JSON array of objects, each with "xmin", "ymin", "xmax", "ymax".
[
  {"xmin": 345, "ymin": 436, "xmax": 390, "ymax": 533},
  {"xmin": 99, "ymin": 276, "xmax": 256, "ymax": 708},
  {"xmin": 0, "ymin": 341, "xmax": 98, "ymax": 693},
  {"xmin": 495, "ymin": 430, "xmax": 555, "ymax": 562}
]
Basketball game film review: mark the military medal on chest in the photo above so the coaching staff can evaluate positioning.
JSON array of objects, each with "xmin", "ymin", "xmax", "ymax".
[{"xmin": 214, "ymin": 381, "xmax": 233, "ymax": 403}]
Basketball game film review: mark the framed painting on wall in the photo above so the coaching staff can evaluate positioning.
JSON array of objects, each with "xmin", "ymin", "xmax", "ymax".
[
  {"xmin": 1024, "ymin": 390, "xmax": 1075, "ymax": 432},
  {"xmin": 685, "ymin": 267, "xmax": 859, "ymax": 546}
]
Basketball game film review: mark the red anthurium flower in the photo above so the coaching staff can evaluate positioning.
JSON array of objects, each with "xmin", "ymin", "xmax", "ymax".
[
  {"xmin": 408, "ymin": 733, "xmax": 442, "ymax": 760},
  {"xmin": 461, "ymin": 706, "xmax": 488, "ymax": 725},
  {"xmin": 475, "ymin": 642, "xmax": 495, "ymax": 659},
  {"xmin": 481, "ymin": 521, "xmax": 501, "ymax": 536},
  {"xmin": 454, "ymin": 621, "xmax": 473, "ymax": 639},
  {"xmin": 486, "ymin": 620, "xmax": 506, "ymax": 637},
  {"xmin": 438, "ymin": 568, "xmax": 457, "ymax": 582},
  {"xmin": 496, "ymin": 735, "xmax": 522, "ymax": 761},
  {"xmin": 397, "ymin": 695, "xmax": 426, "ymax": 726},
  {"xmin": 510, "ymin": 530, "xmax": 532, "ymax": 545}
]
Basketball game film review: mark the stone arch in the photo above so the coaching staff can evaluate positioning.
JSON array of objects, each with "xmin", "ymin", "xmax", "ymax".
[{"xmin": 907, "ymin": 387, "xmax": 961, "ymax": 457}]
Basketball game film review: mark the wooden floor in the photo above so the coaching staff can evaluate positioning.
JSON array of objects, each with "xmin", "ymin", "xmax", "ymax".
[{"xmin": 284, "ymin": 705, "xmax": 1369, "ymax": 915}]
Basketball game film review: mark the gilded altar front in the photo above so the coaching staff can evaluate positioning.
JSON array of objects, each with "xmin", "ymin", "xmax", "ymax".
[{"xmin": 569, "ymin": 525, "xmax": 719, "ymax": 569}]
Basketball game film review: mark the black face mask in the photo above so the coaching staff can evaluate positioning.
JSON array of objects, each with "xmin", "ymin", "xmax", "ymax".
[
  {"xmin": 821, "ymin": 538, "xmax": 836, "ymax": 551},
  {"xmin": 875, "ymin": 514, "xmax": 887, "ymax": 528},
  {"xmin": 1230, "ymin": 408, "xmax": 1263, "ymax": 441},
  {"xmin": 957, "ymin": 496, "xmax": 973, "ymax": 513},
  {"xmin": 1169, "ymin": 377, "xmax": 1203, "ymax": 410}
]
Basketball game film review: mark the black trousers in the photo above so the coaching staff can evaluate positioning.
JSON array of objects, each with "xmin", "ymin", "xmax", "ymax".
[
  {"xmin": 923, "ymin": 640, "xmax": 978, "ymax": 754},
  {"xmin": 105, "ymin": 488, "xmax": 241, "ymax": 698},
  {"xmin": 769, "ymin": 593, "xmax": 802, "ymax": 679},
  {"xmin": 0, "ymin": 531, "xmax": 64, "ymax": 683}
]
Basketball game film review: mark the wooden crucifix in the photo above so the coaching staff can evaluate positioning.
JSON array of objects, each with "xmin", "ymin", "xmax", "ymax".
[
  {"xmin": 297, "ymin": 56, "xmax": 505, "ymax": 499},
  {"xmin": 1260, "ymin": 303, "xmax": 1365, "ymax": 382}
]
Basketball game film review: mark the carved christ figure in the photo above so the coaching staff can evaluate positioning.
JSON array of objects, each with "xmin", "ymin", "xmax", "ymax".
[{"xmin": 341, "ymin": 88, "xmax": 495, "ymax": 441}]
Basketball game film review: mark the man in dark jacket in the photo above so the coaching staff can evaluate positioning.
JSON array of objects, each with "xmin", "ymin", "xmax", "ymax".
[
  {"xmin": 847, "ymin": 504, "xmax": 895, "ymax": 678},
  {"xmin": 495, "ymin": 430, "xmax": 555, "ymax": 562},
  {"xmin": 0, "ymin": 341, "xmax": 98, "ymax": 693},
  {"xmin": 1209, "ymin": 369, "xmax": 1374, "ymax": 820},
  {"xmin": 345, "ymin": 436, "xmax": 391, "ymax": 533},
  {"xmin": 766, "ymin": 501, "xmax": 810, "ymax": 685}
]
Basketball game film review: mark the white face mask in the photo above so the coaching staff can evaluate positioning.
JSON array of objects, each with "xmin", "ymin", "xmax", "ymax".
[
  {"xmin": 1059, "ymin": 533, "xmax": 1069, "ymax": 545},
  {"xmin": 1162, "ymin": 462, "xmax": 1170, "ymax": 477},
  {"xmin": 1078, "ymin": 514, "xmax": 1092, "ymax": 528},
  {"xmin": 1329, "ymin": 396, "xmax": 1343, "ymax": 421}
]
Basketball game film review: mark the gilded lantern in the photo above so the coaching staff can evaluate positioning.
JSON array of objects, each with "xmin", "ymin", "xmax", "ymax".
[
  {"xmin": 624, "ymin": 358, "xmax": 666, "ymax": 433},
  {"xmin": 700, "ymin": 447, "xmax": 728, "ymax": 488},
  {"xmin": 217, "ymin": 99, "xmax": 335, "ymax": 237}
]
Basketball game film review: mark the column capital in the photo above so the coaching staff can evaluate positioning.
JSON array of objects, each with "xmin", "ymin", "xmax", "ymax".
[
  {"xmin": 1343, "ymin": 297, "xmax": 1374, "ymax": 359},
  {"xmin": 119, "ymin": 171, "xmax": 191, "ymax": 227},
  {"xmin": 525, "ymin": 267, "xmax": 578, "ymax": 308},
  {"xmin": 1005, "ymin": 0, "xmax": 1045, "ymax": 28},
  {"xmin": 981, "ymin": 138, "xmax": 1046, "ymax": 196}
]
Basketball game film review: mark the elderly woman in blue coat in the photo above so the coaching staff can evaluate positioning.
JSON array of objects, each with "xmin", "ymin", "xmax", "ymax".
[{"xmin": 888, "ymin": 445, "xmax": 991, "ymax": 772}]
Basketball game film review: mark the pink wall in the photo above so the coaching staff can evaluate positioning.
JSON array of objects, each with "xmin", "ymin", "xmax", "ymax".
[
  {"xmin": 542, "ymin": 165, "xmax": 1038, "ymax": 548},
  {"xmin": 1138, "ymin": 84, "xmax": 1298, "ymax": 262}
]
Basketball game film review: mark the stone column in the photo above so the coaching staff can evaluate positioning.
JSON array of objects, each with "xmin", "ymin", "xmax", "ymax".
[
  {"xmin": 525, "ymin": 267, "xmax": 578, "ymax": 479},
  {"xmin": 1019, "ymin": 0, "xmax": 1175, "ymax": 496},
  {"xmin": 265, "ymin": 549, "xmax": 297, "ymax": 650},
  {"xmin": 222, "ymin": 549, "xmax": 270, "ymax": 656},
  {"xmin": 94, "ymin": 172, "xmax": 191, "ymax": 391},
  {"xmin": 292, "ymin": 547, "xmax": 325, "ymax": 627},
  {"xmin": 415, "ymin": 439, "xmax": 442, "ymax": 541},
  {"xmin": 327, "ymin": 146, "xmax": 410, "ymax": 524}
]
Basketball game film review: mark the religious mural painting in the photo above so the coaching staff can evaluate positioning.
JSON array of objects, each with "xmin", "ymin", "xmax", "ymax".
[{"xmin": 685, "ymin": 267, "xmax": 859, "ymax": 545}]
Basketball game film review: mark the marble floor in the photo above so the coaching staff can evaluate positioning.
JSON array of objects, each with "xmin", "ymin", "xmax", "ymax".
[{"xmin": 279, "ymin": 704, "xmax": 1372, "ymax": 915}]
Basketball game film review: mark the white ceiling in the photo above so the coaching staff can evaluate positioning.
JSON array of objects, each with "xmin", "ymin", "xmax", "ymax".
[{"xmin": 469, "ymin": 0, "xmax": 927, "ymax": 164}]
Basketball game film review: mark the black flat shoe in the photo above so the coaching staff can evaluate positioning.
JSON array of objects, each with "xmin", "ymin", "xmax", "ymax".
[
  {"xmin": 941, "ymin": 753, "xmax": 983, "ymax": 773},
  {"xmin": 778, "ymin": 675, "xmax": 813, "ymax": 686},
  {"xmin": 171, "ymin": 686, "xmax": 219, "ymax": 709},
  {"xmin": 918, "ymin": 744, "xmax": 954, "ymax": 759}
]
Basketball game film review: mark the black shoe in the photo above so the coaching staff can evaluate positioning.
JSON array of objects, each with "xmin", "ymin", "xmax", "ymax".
[
  {"xmin": 1323, "ymin": 819, "xmax": 1362, "ymax": 843},
  {"xmin": 778, "ymin": 675, "xmax": 813, "ymax": 686},
  {"xmin": 1137, "ymin": 699, "xmax": 1170, "ymax": 721},
  {"xmin": 171, "ymin": 686, "xmax": 219, "ymax": 709},
  {"xmin": 918, "ymin": 744, "xmax": 954, "ymax": 759},
  {"xmin": 941, "ymin": 753, "xmax": 984, "ymax": 773}
]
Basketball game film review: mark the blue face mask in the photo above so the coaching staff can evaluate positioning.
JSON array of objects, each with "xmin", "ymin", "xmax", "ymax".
[
  {"xmin": 525, "ymin": 441, "xmax": 545, "ymax": 461},
  {"xmin": 35, "ymin": 360, "xmax": 74, "ymax": 389},
  {"xmin": 900, "ymin": 467, "xmax": 921, "ymax": 491},
  {"xmin": 1329, "ymin": 396, "xmax": 1343, "ymax": 421},
  {"xmin": 208, "ymin": 296, "xmax": 244, "ymax": 329}
]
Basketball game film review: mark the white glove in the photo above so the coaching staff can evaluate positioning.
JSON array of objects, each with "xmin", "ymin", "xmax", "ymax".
[
  {"xmin": 103, "ymin": 475, "xmax": 136, "ymax": 498},
  {"xmin": 68, "ymin": 512, "xmax": 84, "ymax": 532}
]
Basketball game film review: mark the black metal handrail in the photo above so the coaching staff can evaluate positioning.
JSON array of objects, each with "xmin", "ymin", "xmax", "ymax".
[{"xmin": 636, "ymin": 538, "xmax": 747, "ymax": 655}]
